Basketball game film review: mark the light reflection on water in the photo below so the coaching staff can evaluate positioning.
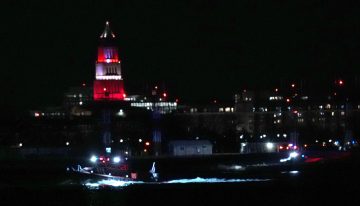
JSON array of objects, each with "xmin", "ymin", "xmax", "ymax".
[{"xmin": 84, "ymin": 177, "xmax": 272, "ymax": 189}]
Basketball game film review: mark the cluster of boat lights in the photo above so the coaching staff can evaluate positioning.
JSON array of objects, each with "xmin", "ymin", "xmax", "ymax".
[{"xmin": 90, "ymin": 155, "xmax": 121, "ymax": 164}]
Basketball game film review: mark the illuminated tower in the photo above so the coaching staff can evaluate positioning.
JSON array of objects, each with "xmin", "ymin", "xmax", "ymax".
[{"xmin": 93, "ymin": 21, "xmax": 126, "ymax": 101}]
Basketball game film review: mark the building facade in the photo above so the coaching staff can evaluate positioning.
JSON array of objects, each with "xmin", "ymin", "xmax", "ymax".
[{"xmin": 93, "ymin": 21, "xmax": 126, "ymax": 101}]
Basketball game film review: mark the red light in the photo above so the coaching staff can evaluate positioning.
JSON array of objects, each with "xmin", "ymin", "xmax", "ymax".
[
  {"xmin": 293, "ymin": 110, "xmax": 298, "ymax": 114},
  {"xmin": 176, "ymin": 98, "xmax": 179, "ymax": 103},
  {"xmin": 145, "ymin": 142, "xmax": 150, "ymax": 146},
  {"xmin": 293, "ymin": 146, "xmax": 298, "ymax": 150},
  {"xmin": 103, "ymin": 88, "xmax": 107, "ymax": 91},
  {"xmin": 82, "ymin": 83, "xmax": 86, "ymax": 87},
  {"xmin": 99, "ymin": 157, "xmax": 104, "ymax": 161},
  {"xmin": 279, "ymin": 146, "xmax": 283, "ymax": 149},
  {"xmin": 275, "ymin": 88, "xmax": 278, "ymax": 92},
  {"xmin": 339, "ymin": 80, "xmax": 344, "ymax": 85},
  {"xmin": 291, "ymin": 83, "xmax": 295, "ymax": 88},
  {"xmin": 34, "ymin": 112, "xmax": 40, "ymax": 117},
  {"xmin": 107, "ymin": 158, "xmax": 110, "ymax": 161},
  {"xmin": 123, "ymin": 93, "xmax": 127, "ymax": 98},
  {"xmin": 286, "ymin": 146, "xmax": 289, "ymax": 150},
  {"xmin": 286, "ymin": 98, "xmax": 291, "ymax": 103},
  {"xmin": 163, "ymin": 92, "xmax": 167, "ymax": 97}
]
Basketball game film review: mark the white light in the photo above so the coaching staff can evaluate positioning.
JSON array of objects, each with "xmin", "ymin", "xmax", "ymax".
[
  {"xmin": 117, "ymin": 109, "xmax": 124, "ymax": 116},
  {"xmin": 113, "ymin": 156, "xmax": 121, "ymax": 163},
  {"xmin": 95, "ymin": 75, "xmax": 122, "ymax": 80},
  {"xmin": 120, "ymin": 139, "xmax": 123, "ymax": 143},
  {"xmin": 106, "ymin": 147, "xmax": 111, "ymax": 154},
  {"xmin": 125, "ymin": 151, "xmax": 129, "ymax": 155},
  {"xmin": 90, "ymin": 155, "xmax": 97, "ymax": 163},
  {"xmin": 19, "ymin": 143, "xmax": 23, "ymax": 147},
  {"xmin": 66, "ymin": 141, "xmax": 70, "ymax": 146},
  {"xmin": 283, "ymin": 134, "xmax": 287, "ymax": 137},
  {"xmin": 266, "ymin": 142, "xmax": 274, "ymax": 150},
  {"xmin": 289, "ymin": 152, "xmax": 299, "ymax": 158},
  {"xmin": 106, "ymin": 59, "xmax": 110, "ymax": 63},
  {"xmin": 240, "ymin": 135, "xmax": 243, "ymax": 139},
  {"xmin": 139, "ymin": 139, "xmax": 142, "ymax": 143},
  {"xmin": 328, "ymin": 139, "xmax": 332, "ymax": 143},
  {"xmin": 79, "ymin": 101, "xmax": 83, "ymax": 105}
]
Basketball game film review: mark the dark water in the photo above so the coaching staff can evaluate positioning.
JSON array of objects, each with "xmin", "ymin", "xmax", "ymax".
[{"xmin": 1, "ymin": 152, "xmax": 360, "ymax": 206}]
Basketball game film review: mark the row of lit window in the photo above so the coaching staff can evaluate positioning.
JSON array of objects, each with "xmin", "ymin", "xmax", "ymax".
[
  {"xmin": 219, "ymin": 107, "xmax": 235, "ymax": 112},
  {"xmin": 130, "ymin": 102, "xmax": 177, "ymax": 107},
  {"xmin": 269, "ymin": 96, "xmax": 283, "ymax": 101},
  {"xmin": 34, "ymin": 112, "xmax": 65, "ymax": 117}
]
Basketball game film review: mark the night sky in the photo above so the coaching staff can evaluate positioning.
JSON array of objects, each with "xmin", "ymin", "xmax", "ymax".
[{"xmin": 1, "ymin": 1, "xmax": 360, "ymax": 112}]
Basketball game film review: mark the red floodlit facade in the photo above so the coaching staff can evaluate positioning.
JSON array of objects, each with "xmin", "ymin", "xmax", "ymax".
[{"xmin": 93, "ymin": 21, "xmax": 126, "ymax": 101}]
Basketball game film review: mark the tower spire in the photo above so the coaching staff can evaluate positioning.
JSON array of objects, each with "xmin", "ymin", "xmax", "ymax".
[{"xmin": 100, "ymin": 21, "xmax": 116, "ymax": 39}]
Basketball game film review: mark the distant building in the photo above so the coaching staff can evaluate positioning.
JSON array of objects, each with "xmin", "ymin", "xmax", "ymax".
[
  {"xmin": 168, "ymin": 140, "xmax": 213, "ymax": 156},
  {"xmin": 64, "ymin": 86, "xmax": 93, "ymax": 107},
  {"xmin": 239, "ymin": 142, "xmax": 285, "ymax": 154}
]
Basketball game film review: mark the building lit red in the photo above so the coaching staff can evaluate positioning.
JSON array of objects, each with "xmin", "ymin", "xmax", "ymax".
[{"xmin": 93, "ymin": 21, "xmax": 126, "ymax": 101}]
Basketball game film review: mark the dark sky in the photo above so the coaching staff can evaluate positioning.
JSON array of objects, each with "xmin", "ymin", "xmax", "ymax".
[{"xmin": 1, "ymin": 0, "xmax": 360, "ymax": 111}]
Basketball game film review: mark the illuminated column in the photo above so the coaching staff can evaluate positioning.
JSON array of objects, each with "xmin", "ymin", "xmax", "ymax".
[{"xmin": 94, "ymin": 21, "xmax": 126, "ymax": 101}]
